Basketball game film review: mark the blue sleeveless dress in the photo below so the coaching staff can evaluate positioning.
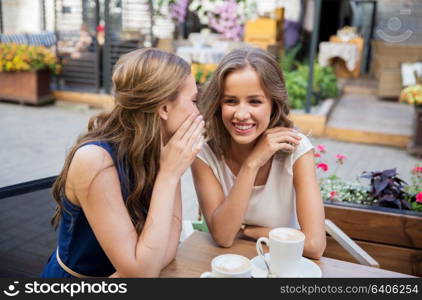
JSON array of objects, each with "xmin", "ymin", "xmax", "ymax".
[{"xmin": 41, "ymin": 141, "xmax": 144, "ymax": 278}]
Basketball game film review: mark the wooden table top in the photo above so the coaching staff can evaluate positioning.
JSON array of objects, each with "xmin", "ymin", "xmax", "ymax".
[{"xmin": 160, "ymin": 231, "xmax": 413, "ymax": 278}]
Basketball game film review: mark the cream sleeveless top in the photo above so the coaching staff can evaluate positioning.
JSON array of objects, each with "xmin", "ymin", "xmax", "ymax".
[{"xmin": 196, "ymin": 133, "xmax": 313, "ymax": 229}]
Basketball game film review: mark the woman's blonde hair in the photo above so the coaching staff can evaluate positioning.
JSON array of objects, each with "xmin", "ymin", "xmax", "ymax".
[
  {"xmin": 199, "ymin": 47, "xmax": 293, "ymax": 159},
  {"xmin": 51, "ymin": 48, "xmax": 191, "ymax": 233}
]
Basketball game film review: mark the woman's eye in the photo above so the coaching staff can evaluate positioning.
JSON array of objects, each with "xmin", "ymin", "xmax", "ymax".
[
  {"xmin": 223, "ymin": 99, "xmax": 237, "ymax": 104},
  {"xmin": 250, "ymin": 99, "xmax": 262, "ymax": 104}
]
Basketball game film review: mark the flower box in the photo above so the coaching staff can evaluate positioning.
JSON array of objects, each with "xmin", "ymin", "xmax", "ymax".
[
  {"xmin": 0, "ymin": 70, "xmax": 54, "ymax": 105},
  {"xmin": 0, "ymin": 43, "xmax": 59, "ymax": 105},
  {"xmin": 324, "ymin": 202, "xmax": 422, "ymax": 276},
  {"xmin": 315, "ymin": 142, "xmax": 421, "ymax": 276}
]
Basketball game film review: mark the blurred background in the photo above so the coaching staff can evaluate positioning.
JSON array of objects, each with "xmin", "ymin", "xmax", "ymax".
[{"xmin": 0, "ymin": 0, "xmax": 421, "ymax": 278}]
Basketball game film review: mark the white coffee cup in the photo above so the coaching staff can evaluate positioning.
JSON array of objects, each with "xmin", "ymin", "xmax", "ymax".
[
  {"xmin": 200, "ymin": 254, "xmax": 252, "ymax": 278},
  {"xmin": 256, "ymin": 227, "xmax": 305, "ymax": 277}
]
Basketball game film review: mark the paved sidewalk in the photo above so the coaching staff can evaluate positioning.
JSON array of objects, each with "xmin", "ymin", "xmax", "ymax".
[
  {"xmin": 0, "ymin": 189, "xmax": 55, "ymax": 277},
  {"xmin": 326, "ymin": 94, "xmax": 413, "ymax": 136},
  {"xmin": 310, "ymin": 137, "xmax": 420, "ymax": 183},
  {"xmin": 0, "ymin": 101, "xmax": 102, "ymax": 186}
]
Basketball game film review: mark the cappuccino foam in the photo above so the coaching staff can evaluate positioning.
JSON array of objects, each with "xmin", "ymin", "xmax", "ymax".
[
  {"xmin": 213, "ymin": 254, "xmax": 251, "ymax": 273},
  {"xmin": 271, "ymin": 228, "xmax": 304, "ymax": 242}
]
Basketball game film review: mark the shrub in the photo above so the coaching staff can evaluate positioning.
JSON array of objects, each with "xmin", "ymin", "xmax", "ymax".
[
  {"xmin": 283, "ymin": 61, "xmax": 338, "ymax": 109},
  {"xmin": 0, "ymin": 43, "xmax": 60, "ymax": 74},
  {"xmin": 361, "ymin": 169, "xmax": 411, "ymax": 210}
]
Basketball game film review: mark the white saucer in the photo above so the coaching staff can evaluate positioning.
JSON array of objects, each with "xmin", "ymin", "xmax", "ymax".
[{"xmin": 250, "ymin": 254, "xmax": 322, "ymax": 278}]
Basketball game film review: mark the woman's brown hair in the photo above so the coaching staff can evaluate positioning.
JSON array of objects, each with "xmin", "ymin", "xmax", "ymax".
[
  {"xmin": 198, "ymin": 47, "xmax": 293, "ymax": 159},
  {"xmin": 51, "ymin": 48, "xmax": 191, "ymax": 233}
]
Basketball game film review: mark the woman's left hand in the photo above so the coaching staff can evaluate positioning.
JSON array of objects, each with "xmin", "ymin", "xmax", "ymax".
[
  {"xmin": 160, "ymin": 113, "xmax": 205, "ymax": 178},
  {"xmin": 242, "ymin": 225, "xmax": 271, "ymax": 240}
]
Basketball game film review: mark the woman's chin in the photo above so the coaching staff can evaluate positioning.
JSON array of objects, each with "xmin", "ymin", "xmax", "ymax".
[{"xmin": 229, "ymin": 134, "xmax": 257, "ymax": 145}]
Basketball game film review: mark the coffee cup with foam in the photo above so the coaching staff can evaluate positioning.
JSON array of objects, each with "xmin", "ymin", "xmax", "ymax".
[
  {"xmin": 200, "ymin": 254, "xmax": 252, "ymax": 278},
  {"xmin": 256, "ymin": 227, "xmax": 305, "ymax": 277}
]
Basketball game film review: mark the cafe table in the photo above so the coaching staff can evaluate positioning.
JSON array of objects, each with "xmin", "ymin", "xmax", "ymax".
[{"xmin": 160, "ymin": 231, "xmax": 414, "ymax": 278}]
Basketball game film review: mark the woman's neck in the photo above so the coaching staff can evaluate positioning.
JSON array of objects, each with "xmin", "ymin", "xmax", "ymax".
[
  {"xmin": 227, "ymin": 140, "xmax": 255, "ymax": 165},
  {"xmin": 161, "ymin": 130, "xmax": 171, "ymax": 147}
]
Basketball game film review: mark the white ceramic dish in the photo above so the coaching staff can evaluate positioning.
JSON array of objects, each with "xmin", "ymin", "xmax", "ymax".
[{"xmin": 250, "ymin": 253, "xmax": 322, "ymax": 278}]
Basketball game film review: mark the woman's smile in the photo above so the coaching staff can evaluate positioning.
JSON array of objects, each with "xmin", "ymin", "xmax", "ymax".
[{"xmin": 231, "ymin": 122, "xmax": 256, "ymax": 135}]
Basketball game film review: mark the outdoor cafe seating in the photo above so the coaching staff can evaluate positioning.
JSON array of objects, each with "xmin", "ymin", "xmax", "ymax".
[{"xmin": 0, "ymin": 177, "xmax": 413, "ymax": 278}]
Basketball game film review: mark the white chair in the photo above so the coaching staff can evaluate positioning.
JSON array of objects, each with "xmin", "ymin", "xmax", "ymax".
[
  {"xmin": 325, "ymin": 219, "xmax": 379, "ymax": 267},
  {"xmin": 180, "ymin": 220, "xmax": 195, "ymax": 243}
]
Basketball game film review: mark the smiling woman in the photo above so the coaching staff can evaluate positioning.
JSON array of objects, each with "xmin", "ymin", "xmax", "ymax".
[
  {"xmin": 41, "ymin": 48, "xmax": 204, "ymax": 278},
  {"xmin": 192, "ymin": 47, "xmax": 326, "ymax": 259}
]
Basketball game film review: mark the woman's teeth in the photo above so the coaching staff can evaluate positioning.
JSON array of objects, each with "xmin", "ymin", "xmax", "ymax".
[{"xmin": 234, "ymin": 124, "xmax": 254, "ymax": 130}]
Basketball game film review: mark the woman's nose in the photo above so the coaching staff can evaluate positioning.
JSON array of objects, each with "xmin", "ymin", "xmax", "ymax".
[{"xmin": 234, "ymin": 104, "xmax": 250, "ymax": 120}]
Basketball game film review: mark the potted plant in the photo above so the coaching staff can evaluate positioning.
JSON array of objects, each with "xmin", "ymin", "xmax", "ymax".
[
  {"xmin": 284, "ymin": 61, "xmax": 338, "ymax": 110},
  {"xmin": 279, "ymin": 46, "xmax": 339, "ymax": 137},
  {"xmin": 315, "ymin": 145, "xmax": 422, "ymax": 276},
  {"xmin": 400, "ymin": 84, "xmax": 422, "ymax": 156},
  {"xmin": 281, "ymin": 44, "xmax": 339, "ymax": 110},
  {"xmin": 0, "ymin": 43, "xmax": 60, "ymax": 105}
]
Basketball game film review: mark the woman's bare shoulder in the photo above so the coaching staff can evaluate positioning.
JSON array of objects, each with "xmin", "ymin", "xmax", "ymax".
[{"xmin": 68, "ymin": 144, "xmax": 115, "ymax": 184}]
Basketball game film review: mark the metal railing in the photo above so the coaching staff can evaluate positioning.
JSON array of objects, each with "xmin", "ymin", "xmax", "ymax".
[
  {"xmin": 0, "ymin": 0, "xmax": 3, "ymax": 34},
  {"xmin": 0, "ymin": 176, "xmax": 56, "ymax": 200}
]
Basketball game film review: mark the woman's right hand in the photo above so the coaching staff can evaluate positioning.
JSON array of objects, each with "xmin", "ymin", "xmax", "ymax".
[
  {"xmin": 245, "ymin": 127, "xmax": 302, "ymax": 170},
  {"xmin": 160, "ymin": 113, "xmax": 205, "ymax": 178}
]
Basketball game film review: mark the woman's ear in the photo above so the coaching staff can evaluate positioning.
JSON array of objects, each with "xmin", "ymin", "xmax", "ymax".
[{"xmin": 158, "ymin": 104, "xmax": 169, "ymax": 121}]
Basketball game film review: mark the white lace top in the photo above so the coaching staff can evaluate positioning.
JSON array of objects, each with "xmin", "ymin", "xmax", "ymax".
[{"xmin": 196, "ymin": 133, "xmax": 313, "ymax": 229}]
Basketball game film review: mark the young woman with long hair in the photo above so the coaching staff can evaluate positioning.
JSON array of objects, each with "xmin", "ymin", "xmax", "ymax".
[
  {"xmin": 42, "ymin": 48, "xmax": 204, "ymax": 277},
  {"xmin": 191, "ymin": 47, "xmax": 326, "ymax": 259}
]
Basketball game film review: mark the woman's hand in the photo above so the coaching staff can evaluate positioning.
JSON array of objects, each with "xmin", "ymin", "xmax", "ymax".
[
  {"xmin": 245, "ymin": 127, "xmax": 302, "ymax": 169},
  {"xmin": 160, "ymin": 113, "xmax": 205, "ymax": 178},
  {"xmin": 242, "ymin": 225, "xmax": 271, "ymax": 240}
]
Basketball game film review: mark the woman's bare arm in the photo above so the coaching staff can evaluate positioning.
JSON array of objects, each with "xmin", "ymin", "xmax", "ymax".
[
  {"xmin": 160, "ymin": 181, "xmax": 182, "ymax": 269},
  {"xmin": 294, "ymin": 150, "xmax": 326, "ymax": 259}
]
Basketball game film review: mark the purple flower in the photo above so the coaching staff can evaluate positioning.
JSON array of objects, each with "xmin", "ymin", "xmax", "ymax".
[
  {"xmin": 208, "ymin": 0, "xmax": 243, "ymax": 41},
  {"xmin": 169, "ymin": 0, "xmax": 189, "ymax": 23}
]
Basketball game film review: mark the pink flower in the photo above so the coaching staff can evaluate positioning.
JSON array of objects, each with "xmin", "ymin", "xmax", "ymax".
[
  {"xmin": 416, "ymin": 192, "xmax": 422, "ymax": 203},
  {"xmin": 335, "ymin": 154, "xmax": 347, "ymax": 165},
  {"xmin": 316, "ymin": 144, "xmax": 326, "ymax": 153},
  {"xmin": 317, "ymin": 163, "xmax": 329, "ymax": 172},
  {"xmin": 412, "ymin": 166, "xmax": 422, "ymax": 175},
  {"xmin": 314, "ymin": 153, "xmax": 321, "ymax": 158},
  {"xmin": 336, "ymin": 154, "xmax": 346, "ymax": 160},
  {"xmin": 329, "ymin": 191, "xmax": 338, "ymax": 200}
]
